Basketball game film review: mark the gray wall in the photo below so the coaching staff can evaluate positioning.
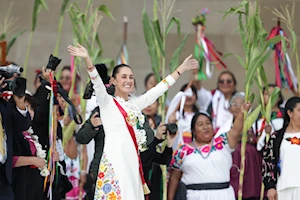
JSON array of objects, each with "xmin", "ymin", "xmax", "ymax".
[{"xmin": 0, "ymin": 0, "xmax": 298, "ymax": 100}]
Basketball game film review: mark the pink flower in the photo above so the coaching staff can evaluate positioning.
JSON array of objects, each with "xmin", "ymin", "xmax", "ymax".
[
  {"xmin": 179, "ymin": 151, "xmax": 185, "ymax": 159},
  {"xmin": 215, "ymin": 143, "xmax": 224, "ymax": 150},
  {"xmin": 187, "ymin": 149, "xmax": 194, "ymax": 155},
  {"xmin": 214, "ymin": 137, "xmax": 223, "ymax": 144},
  {"xmin": 201, "ymin": 145, "xmax": 211, "ymax": 153}
]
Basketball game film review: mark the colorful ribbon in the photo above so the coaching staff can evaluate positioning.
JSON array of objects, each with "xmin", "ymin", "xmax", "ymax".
[{"xmin": 267, "ymin": 21, "xmax": 298, "ymax": 91}]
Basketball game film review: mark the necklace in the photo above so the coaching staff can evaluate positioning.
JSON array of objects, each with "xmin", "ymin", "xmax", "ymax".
[{"xmin": 193, "ymin": 140, "xmax": 213, "ymax": 159}]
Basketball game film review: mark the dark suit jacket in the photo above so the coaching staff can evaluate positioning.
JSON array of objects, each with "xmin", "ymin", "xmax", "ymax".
[{"xmin": 0, "ymin": 98, "xmax": 31, "ymax": 199}]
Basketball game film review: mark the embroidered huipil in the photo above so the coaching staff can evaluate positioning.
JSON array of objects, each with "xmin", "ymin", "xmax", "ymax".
[
  {"xmin": 170, "ymin": 133, "xmax": 235, "ymax": 200},
  {"xmin": 277, "ymin": 132, "xmax": 300, "ymax": 191},
  {"xmin": 88, "ymin": 68, "xmax": 175, "ymax": 200}
]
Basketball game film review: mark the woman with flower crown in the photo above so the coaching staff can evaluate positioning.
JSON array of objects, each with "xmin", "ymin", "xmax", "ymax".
[{"xmin": 68, "ymin": 43, "xmax": 199, "ymax": 200}]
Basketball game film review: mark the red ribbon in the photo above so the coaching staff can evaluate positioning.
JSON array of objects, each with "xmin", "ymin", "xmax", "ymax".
[{"xmin": 113, "ymin": 98, "xmax": 146, "ymax": 186}]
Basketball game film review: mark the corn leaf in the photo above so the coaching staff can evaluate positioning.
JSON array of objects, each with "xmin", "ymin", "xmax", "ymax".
[
  {"xmin": 60, "ymin": 0, "xmax": 69, "ymax": 16},
  {"xmin": 152, "ymin": 20, "xmax": 165, "ymax": 56},
  {"xmin": 258, "ymin": 66, "xmax": 268, "ymax": 90},
  {"xmin": 291, "ymin": 31, "xmax": 297, "ymax": 54},
  {"xmin": 6, "ymin": 30, "xmax": 26, "ymax": 55},
  {"xmin": 170, "ymin": 33, "xmax": 189, "ymax": 72},
  {"xmin": 32, "ymin": 0, "xmax": 48, "ymax": 32},
  {"xmin": 142, "ymin": 10, "xmax": 154, "ymax": 46},
  {"xmin": 62, "ymin": 121, "xmax": 76, "ymax": 147},
  {"xmin": 265, "ymin": 87, "xmax": 280, "ymax": 123},
  {"xmin": 244, "ymin": 104, "xmax": 261, "ymax": 131},
  {"xmin": 165, "ymin": 17, "xmax": 180, "ymax": 37},
  {"xmin": 249, "ymin": 93, "xmax": 255, "ymax": 104},
  {"xmin": 238, "ymin": 14, "xmax": 247, "ymax": 52},
  {"xmin": 223, "ymin": 53, "xmax": 246, "ymax": 68},
  {"xmin": 92, "ymin": 48, "xmax": 101, "ymax": 63},
  {"xmin": 98, "ymin": 5, "xmax": 115, "ymax": 21}
]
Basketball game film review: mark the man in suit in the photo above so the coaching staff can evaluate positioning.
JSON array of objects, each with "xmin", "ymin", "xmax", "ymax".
[{"xmin": 0, "ymin": 76, "xmax": 30, "ymax": 200}]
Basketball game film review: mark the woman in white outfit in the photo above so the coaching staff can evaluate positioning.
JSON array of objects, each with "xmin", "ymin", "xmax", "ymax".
[
  {"xmin": 263, "ymin": 97, "xmax": 300, "ymax": 200},
  {"xmin": 168, "ymin": 101, "xmax": 251, "ymax": 200},
  {"xmin": 67, "ymin": 43, "xmax": 199, "ymax": 200}
]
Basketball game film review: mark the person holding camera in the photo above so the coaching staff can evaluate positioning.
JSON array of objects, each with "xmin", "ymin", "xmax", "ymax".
[
  {"xmin": 0, "ymin": 75, "xmax": 32, "ymax": 200},
  {"xmin": 142, "ymin": 122, "xmax": 177, "ymax": 200}
]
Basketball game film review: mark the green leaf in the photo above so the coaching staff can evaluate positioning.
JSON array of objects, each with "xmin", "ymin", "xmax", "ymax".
[
  {"xmin": 92, "ymin": 48, "xmax": 101, "ymax": 63},
  {"xmin": 238, "ymin": 14, "xmax": 247, "ymax": 52},
  {"xmin": 0, "ymin": 33, "xmax": 6, "ymax": 41},
  {"xmin": 142, "ymin": 10, "xmax": 154, "ymax": 47},
  {"xmin": 265, "ymin": 87, "xmax": 280, "ymax": 123},
  {"xmin": 98, "ymin": 5, "xmax": 115, "ymax": 21},
  {"xmin": 245, "ymin": 105, "xmax": 262, "ymax": 131},
  {"xmin": 249, "ymin": 93, "xmax": 255, "ymax": 104},
  {"xmin": 291, "ymin": 31, "xmax": 297, "ymax": 54},
  {"xmin": 60, "ymin": 0, "xmax": 69, "ymax": 16},
  {"xmin": 223, "ymin": 53, "xmax": 246, "ymax": 68},
  {"xmin": 169, "ymin": 33, "xmax": 189, "ymax": 72},
  {"xmin": 152, "ymin": 20, "xmax": 165, "ymax": 56},
  {"xmin": 165, "ymin": 17, "xmax": 180, "ymax": 37},
  {"xmin": 6, "ymin": 30, "xmax": 26, "ymax": 55}
]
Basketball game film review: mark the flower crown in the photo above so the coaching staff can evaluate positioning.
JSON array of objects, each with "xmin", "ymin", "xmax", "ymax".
[{"xmin": 192, "ymin": 8, "xmax": 209, "ymax": 26}]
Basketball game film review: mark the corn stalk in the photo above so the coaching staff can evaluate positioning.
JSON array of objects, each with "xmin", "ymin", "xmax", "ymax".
[
  {"xmin": 142, "ymin": 0, "xmax": 187, "ymax": 122},
  {"xmin": 0, "ymin": 2, "xmax": 26, "ymax": 59},
  {"xmin": 266, "ymin": 3, "xmax": 299, "ymax": 96},
  {"xmin": 23, "ymin": 0, "xmax": 48, "ymax": 78},
  {"xmin": 63, "ymin": 2, "xmax": 114, "ymax": 145},
  {"xmin": 224, "ymin": 0, "xmax": 283, "ymax": 199}
]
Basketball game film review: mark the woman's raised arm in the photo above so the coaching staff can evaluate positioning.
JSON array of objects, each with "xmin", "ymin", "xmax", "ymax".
[
  {"xmin": 68, "ymin": 44, "xmax": 110, "ymax": 107},
  {"xmin": 136, "ymin": 55, "xmax": 199, "ymax": 109}
]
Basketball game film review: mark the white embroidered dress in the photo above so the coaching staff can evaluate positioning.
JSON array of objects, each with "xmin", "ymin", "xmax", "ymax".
[{"xmin": 88, "ymin": 69, "xmax": 175, "ymax": 200}]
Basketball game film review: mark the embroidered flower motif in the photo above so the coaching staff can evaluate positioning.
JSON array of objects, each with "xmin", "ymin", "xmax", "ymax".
[
  {"xmin": 201, "ymin": 145, "xmax": 211, "ymax": 153},
  {"xmin": 186, "ymin": 149, "xmax": 194, "ymax": 155},
  {"xmin": 286, "ymin": 137, "xmax": 300, "ymax": 145},
  {"xmin": 214, "ymin": 136, "xmax": 223, "ymax": 144},
  {"xmin": 108, "ymin": 192, "xmax": 117, "ymax": 200},
  {"xmin": 215, "ymin": 143, "xmax": 224, "ymax": 150},
  {"xmin": 94, "ymin": 153, "xmax": 121, "ymax": 199}
]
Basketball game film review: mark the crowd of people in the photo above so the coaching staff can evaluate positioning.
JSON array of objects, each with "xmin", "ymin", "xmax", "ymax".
[{"xmin": 0, "ymin": 42, "xmax": 299, "ymax": 200}]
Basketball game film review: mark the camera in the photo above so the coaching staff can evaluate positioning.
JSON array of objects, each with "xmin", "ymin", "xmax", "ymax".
[
  {"xmin": 46, "ymin": 54, "xmax": 61, "ymax": 71},
  {"xmin": 2, "ymin": 77, "xmax": 27, "ymax": 97},
  {"xmin": 0, "ymin": 64, "xmax": 23, "ymax": 79},
  {"xmin": 164, "ymin": 123, "xmax": 178, "ymax": 135}
]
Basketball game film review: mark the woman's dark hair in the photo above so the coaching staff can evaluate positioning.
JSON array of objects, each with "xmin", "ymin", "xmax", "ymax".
[
  {"xmin": 62, "ymin": 65, "xmax": 71, "ymax": 72},
  {"xmin": 25, "ymin": 93, "xmax": 37, "ymax": 110},
  {"xmin": 144, "ymin": 73, "xmax": 154, "ymax": 87},
  {"xmin": 283, "ymin": 97, "xmax": 300, "ymax": 128},
  {"xmin": 191, "ymin": 112, "xmax": 213, "ymax": 139},
  {"xmin": 180, "ymin": 83, "xmax": 199, "ymax": 114},
  {"xmin": 262, "ymin": 84, "xmax": 284, "ymax": 107},
  {"xmin": 112, "ymin": 64, "xmax": 132, "ymax": 78}
]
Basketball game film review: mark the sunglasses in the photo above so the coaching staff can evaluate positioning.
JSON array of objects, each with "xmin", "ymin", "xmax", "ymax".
[
  {"xmin": 60, "ymin": 76, "xmax": 71, "ymax": 81},
  {"xmin": 218, "ymin": 79, "xmax": 233, "ymax": 84}
]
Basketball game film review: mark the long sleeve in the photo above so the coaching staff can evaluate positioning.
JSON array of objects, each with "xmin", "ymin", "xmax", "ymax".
[
  {"xmin": 135, "ymin": 75, "xmax": 175, "ymax": 110},
  {"xmin": 88, "ymin": 68, "xmax": 111, "ymax": 107},
  {"xmin": 196, "ymin": 87, "xmax": 212, "ymax": 111},
  {"xmin": 153, "ymin": 146, "xmax": 173, "ymax": 165},
  {"xmin": 262, "ymin": 133, "xmax": 277, "ymax": 191},
  {"xmin": 76, "ymin": 122, "xmax": 103, "ymax": 144}
]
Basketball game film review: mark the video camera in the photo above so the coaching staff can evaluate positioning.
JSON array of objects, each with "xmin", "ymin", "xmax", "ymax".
[{"xmin": 0, "ymin": 64, "xmax": 27, "ymax": 96}]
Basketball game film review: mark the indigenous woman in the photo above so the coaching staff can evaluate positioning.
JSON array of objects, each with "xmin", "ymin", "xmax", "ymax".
[
  {"xmin": 263, "ymin": 97, "xmax": 300, "ymax": 200},
  {"xmin": 217, "ymin": 93, "xmax": 262, "ymax": 199},
  {"xmin": 193, "ymin": 71, "xmax": 237, "ymax": 133},
  {"xmin": 168, "ymin": 102, "xmax": 251, "ymax": 200},
  {"xmin": 68, "ymin": 43, "xmax": 198, "ymax": 200}
]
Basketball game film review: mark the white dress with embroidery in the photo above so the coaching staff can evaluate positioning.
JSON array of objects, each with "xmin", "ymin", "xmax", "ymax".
[
  {"xmin": 88, "ymin": 69, "xmax": 175, "ymax": 200},
  {"xmin": 170, "ymin": 133, "xmax": 235, "ymax": 200}
]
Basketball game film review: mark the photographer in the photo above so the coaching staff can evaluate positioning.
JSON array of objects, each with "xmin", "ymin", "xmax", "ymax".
[
  {"xmin": 0, "ymin": 66, "xmax": 31, "ymax": 200},
  {"xmin": 141, "ymin": 122, "xmax": 177, "ymax": 200}
]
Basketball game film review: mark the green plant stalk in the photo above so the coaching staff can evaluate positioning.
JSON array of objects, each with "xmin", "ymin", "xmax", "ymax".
[
  {"xmin": 53, "ymin": 15, "xmax": 64, "ymax": 56},
  {"xmin": 23, "ymin": 31, "xmax": 34, "ymax": 78},
  {"xmin": 295, "ymin": 47, "xmax": 300, "ymax": 96}
]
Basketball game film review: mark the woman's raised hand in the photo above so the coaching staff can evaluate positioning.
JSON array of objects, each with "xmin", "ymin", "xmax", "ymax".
[
  {"xmin": 179, "ymin": 54, "xmax": 199, "ymax": 73},
  {"xmin": 67, "ymin": 43, "xmax": 89, "ymax": 59}
]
